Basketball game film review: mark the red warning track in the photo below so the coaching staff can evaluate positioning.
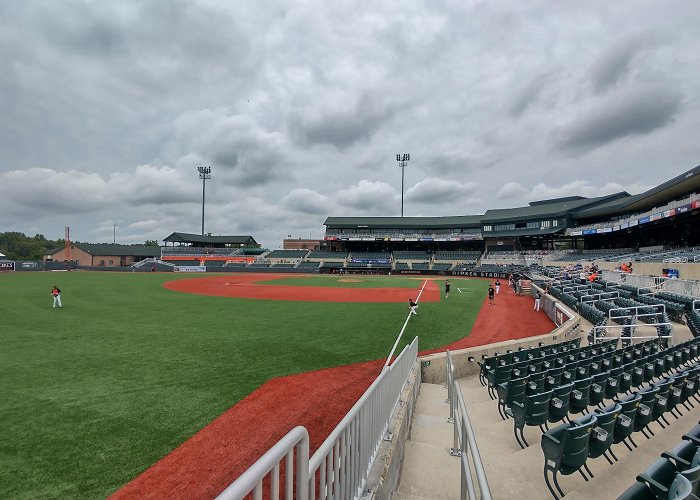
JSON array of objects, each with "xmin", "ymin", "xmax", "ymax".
[
  {"xmin": 112, "ymin": 276, "xmax": 553, "ymax": 500},
  {"xmin": 163, "ymin": 274, "xmax": 441, "ymax": 302}
]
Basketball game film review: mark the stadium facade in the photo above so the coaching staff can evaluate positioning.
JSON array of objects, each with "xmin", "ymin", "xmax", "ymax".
[{"xmin": 323, "ymin": 165, "xmax": 700, "ymax": 253}]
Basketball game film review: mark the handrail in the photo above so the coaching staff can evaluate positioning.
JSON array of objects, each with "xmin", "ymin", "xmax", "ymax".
[
  {"xmin": 446, "ymin": 350, "xmax": 492, "ymax": 500},
  {"xmin": 309, "ymin": 336, "xmax": 419, "ymax": 499},
  {"xmin": 217, "ymin": 337, "xmax": 419, "ymax": 500},
  {"xmin": 216, "ymin": 426, "xmax": 309, "ymax": 500},
  {"xmin": 591, "ymin": 322, "xmax": 674, "ymax": 345}
]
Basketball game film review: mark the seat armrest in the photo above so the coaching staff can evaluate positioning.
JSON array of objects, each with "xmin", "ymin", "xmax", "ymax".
[
  {"xmin": 638, "ymin": 403, "xmax": 650, "ymax": 416},
  {"xmin": 572, "ymin": 389, "xmax": 582, "ymax": 400},
  {"xmin": 552, "ymin": 397, "xmax": 563, "ymax": 409},
  {"xmin": 661, "ymin": 451, "xmax": 691, "ymax": 469},
  {"xmin": 618, "ymin": 414, "xmax": 631, "ymax": 428}
]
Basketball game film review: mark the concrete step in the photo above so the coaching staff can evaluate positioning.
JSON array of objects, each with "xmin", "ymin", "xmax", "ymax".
[{"xmin": 395, "ymin": 440, "xmax": 459, "ymax": 500}]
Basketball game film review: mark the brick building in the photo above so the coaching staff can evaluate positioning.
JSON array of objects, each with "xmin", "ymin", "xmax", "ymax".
[{"xmin": 44, "ymin": 243, "xmax": 160, "ymax": 267}]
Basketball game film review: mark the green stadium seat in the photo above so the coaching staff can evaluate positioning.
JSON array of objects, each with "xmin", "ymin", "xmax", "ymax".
[{"xmin": 541, "ymin": 413, "xmax": 598, "ymax": 499}]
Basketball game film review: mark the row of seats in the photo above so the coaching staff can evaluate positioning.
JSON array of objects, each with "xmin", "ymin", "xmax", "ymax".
[
  {"xmin": 538, "ymin": 345, "xmax": 700, "ymax": 498},
  {"xmin": 618, "ymin": 423, "xmax": 700, "ymax": 499},
  {"xmin": 483, "ymin": 338, "xmax": 620, "ymax": 399},
  {"xmin": 478, "ymin": 337, "xmax": 584, "ymax": 388},
  {"xmin": 494, "ymin": 339, "xmax": 699, "ymax": 443}
]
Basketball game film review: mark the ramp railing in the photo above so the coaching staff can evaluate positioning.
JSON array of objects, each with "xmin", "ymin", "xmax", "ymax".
[
  {"xmin": 309, "ymin": 336, "xmax": 419, "ymax": 499},
  {"xmin": 216, "ymin": 426, "xmax": 309, "ymax": 500},
  {"xmin": 215, "ymin": 337, "xmax": 419, "ymax": 500}
]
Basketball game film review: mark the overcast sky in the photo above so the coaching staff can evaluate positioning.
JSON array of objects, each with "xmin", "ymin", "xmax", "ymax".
[{"xmin": 1, "ymin": 1, "xmax": 699, "ymax": 249}]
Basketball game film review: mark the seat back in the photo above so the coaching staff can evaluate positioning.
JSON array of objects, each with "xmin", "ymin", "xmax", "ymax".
[
  {"xmin": 525, "ymin": 389, "xmax": 554, "ymax": 426},
  {"xmin": 637, "ymin": 458, "xmax": 686, "ymax": 500},
  {"xmin": 614, "ymin": 393, "xmax": 641, "ymax": 444},
  {"xmin": 548, "ymin": 382, "xmax": 574, "ymax": 425},
  {"xmin": 559, "ymin": 413, "xmax": 597, "ymax": 475},
  {"xmin": 635, "ymin": 386, "xmax": 658, "ymax": 431},
  {"xmin": 570, "ymin": 376, "xmax": 593, "ymax": 414},
  {"xmin": 589, "ymin": 403, "xmax": 621, "ymax": 459},
  {"xmin": 504, "ymin": 375, "xmax": 529, "ymax": 409}
]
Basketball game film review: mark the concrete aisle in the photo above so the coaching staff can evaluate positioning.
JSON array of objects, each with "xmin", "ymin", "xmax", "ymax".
[{"xmin": 394, "ymin": 383, "xmax": 460, "ymax": 500}]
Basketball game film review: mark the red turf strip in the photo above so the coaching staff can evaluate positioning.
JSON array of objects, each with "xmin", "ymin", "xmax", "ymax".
[{"xmin": 111, "ymin": 276, "xmax": 552, "ymax": 499}]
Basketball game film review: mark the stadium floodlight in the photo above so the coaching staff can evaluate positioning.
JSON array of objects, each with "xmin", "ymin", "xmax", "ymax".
[
  {"xmin": 396, "ymin": 153, "xmax": 410, "ymax": 217},
  {"xmin": 197, "ymin": 166, "xmax": 212, "ymax": 236}
]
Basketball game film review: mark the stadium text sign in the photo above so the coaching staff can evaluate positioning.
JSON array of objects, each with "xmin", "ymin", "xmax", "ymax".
[
  {"xmin": 0, "ymin": 261, "xmax": 15, "ymax": 271},
  {"xmin": 457, "ymin": 270, "xmax": 510, "ymax": 279}
]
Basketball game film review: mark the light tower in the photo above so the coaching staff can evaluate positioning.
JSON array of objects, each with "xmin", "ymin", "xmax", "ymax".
[
  {"xmin": 396, "ymin": 153, "xmax": 410, "ymax": 217},
  {"xmin": 197, "ymin": 166, "xmax": 212, "ymax": 235}
]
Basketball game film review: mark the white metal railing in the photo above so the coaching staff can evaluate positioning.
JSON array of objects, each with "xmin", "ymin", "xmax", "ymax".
[
  {"xmin": 216, "ymin": 337, "xmax": 419, "ymax": 500},
  {"xmin": 216, "ymin": 426, "xmax": 309, "ymax": 500},
  {"xmin": 590, "ymin": 323, "xmax": 673, "ymax": 345},
  {"xmin": 309, "ymin": 336, "xmax": 419, "ymax": 499},
  {"xmin": 446, "ymin": 350, "xmax": 492, "ymax": 500},
  {"xmin": 580, "ymin": 291, "xmax": 619, "ymax": 304}
]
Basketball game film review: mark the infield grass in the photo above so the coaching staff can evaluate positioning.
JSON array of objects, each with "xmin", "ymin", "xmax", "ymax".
[{"xmin": 0, "ymin": 272, "xmax": 489, "ymax": 499}]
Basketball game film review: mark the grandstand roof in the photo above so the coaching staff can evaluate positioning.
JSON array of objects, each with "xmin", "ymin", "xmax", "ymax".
[
  {"xmin": 46, "ymin": 243, "xmax": 160, "ymax": 257},
  {"xmin": 163, "ymin": 232, "xmax": 258, "ymax": 246},
  {"xmin": 324, "ymin": 215, "xmax": 482, "ymax": 229},
  {"xmin": 482, "ymin": 192, "xmax": 628, "ymax": 222},
  {"xmin": 574, "ymin": 164, "xmax": 700, "ymax": 219}
]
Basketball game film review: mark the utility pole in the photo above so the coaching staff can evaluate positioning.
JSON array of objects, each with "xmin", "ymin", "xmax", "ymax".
[
  {"xmin": 396, "ymin": 153, "xmax": 410, "ymax": 217},
  {"xmin": 113, "ymin": 224, "xmax": 117, "ymax": 244},
  {"xmin": 197, "ymin": 166, "xmax": 212, "ymax": 235}
]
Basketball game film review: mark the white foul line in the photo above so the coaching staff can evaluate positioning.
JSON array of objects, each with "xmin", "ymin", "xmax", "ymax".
[{"xmin": 383, "ymin": 279, "xmax": 428, "ymax": 370}]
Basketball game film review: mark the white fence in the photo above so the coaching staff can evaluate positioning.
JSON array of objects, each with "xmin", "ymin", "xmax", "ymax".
[{"xmin": 217, "ymin": 337, "xmax": 419, "ymax": 499}]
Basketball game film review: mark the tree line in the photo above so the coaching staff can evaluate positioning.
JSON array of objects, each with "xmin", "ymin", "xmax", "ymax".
[{"xmin": 0, "ymin": 232, "xmax": 160, "ymax": 261}]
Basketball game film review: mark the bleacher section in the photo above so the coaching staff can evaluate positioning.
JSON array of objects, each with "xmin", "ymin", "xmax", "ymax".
[
  {"xmin": 393, "ymin": 251, "xmax": 430, "ymax": 260},
  {"xmin": 295, "ymin": 261, "xmax": 320, "ymax": 269},
  {"xmin": 265, "ymin": 250, "xmax": 309, "ymax": 259},
  {"xmin": 431, "ymin": 263, "xmax": 452, "ymax": 271},
  {"xmin": 434, "ymin": 251, "xmax": 482, "ymax": 263},
  {"xmin": 476, "ymin": 335, "xmax": 700, "ymax": 498},
  {"xmin": 306, "ymin": 250, "xmax": 348, "ymax": 260}
]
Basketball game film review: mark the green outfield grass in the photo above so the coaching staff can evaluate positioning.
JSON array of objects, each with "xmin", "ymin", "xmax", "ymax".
[{"xmin": 0, "ymin": 272, "xmax": 489, "ymax": 499}]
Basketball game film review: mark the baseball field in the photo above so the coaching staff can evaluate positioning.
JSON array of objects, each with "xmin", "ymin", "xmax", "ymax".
[{"xmin": 0, "ymin": 271, "xmax": 497, "ymax": 499}]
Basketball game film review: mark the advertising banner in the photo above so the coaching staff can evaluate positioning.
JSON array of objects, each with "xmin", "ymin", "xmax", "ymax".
[
  {"xmin": 677, "ymin": 203, "xmax": 691, "ymax": 214},
  {"xmin": 582, "ymin": 229, "xmax": 597, "ymax": 235},
  {"xmin": 638, "ymin": 216, "xmax": 650, "ymax": 224},
  {"xmin": 0, "ymin": 261, "xmax": 15, "ymax": 271},
  {"xmin": 173, "ymin": 266, "xmax": 206, "ymax": 272}
]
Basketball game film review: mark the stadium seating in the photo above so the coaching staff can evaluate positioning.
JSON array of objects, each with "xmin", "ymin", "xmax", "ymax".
[
  {"xmin": 265, "ymin": 250, "xmax": 309, "ymax": 259},
  {"xmin": 393, "ymin": 251, "xmax": 430, "ymax": 260},
  {"xmin": 306, "ymin": 250, "xmax": 348, "ymax": 259},
  {"xmin": 296, "ymin": 261, "xmax": 320, "ymax": 269}
]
